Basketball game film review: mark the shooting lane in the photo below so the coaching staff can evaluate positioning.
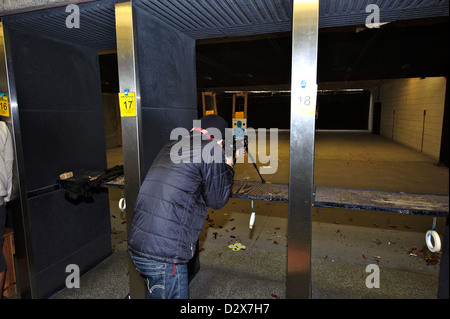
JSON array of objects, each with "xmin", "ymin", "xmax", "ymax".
[
  {"xmin": 0, "ymin": 0, "xmax": 198, "ymax": 299},
  {"xmin": 0, "ymin": 1, "xmax": 119, "ymax": 298},
  {"xmin": 115, "ymin": 1, "xmax": 198, "ymax": 299},
  {"xmin": 0, "ymin": 22, "xmax": 35, "ymax": 299}
]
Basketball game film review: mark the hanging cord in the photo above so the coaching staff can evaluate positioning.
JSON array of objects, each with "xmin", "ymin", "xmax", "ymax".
[
  {"xmin": 249, "ymin": 200, "xmax": 256, "ymax": 229},
  {"xmin": 425, "ymin": 217, "xmax": 441, "ymax": 253}
]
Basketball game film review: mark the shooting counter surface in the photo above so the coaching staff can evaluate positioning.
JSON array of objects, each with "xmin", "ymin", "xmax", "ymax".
[
  {"xmin": 232, "ymin": 180, "xmax": 289, "ymax": 203},
  {"xmin": 314, "ymin": 186, "xmax": 449, "ymax": 217},
  {"xmin": 102, "ymin": 177, "xmax": 448, "ymax": 217},
  {"xmin": 230, "ymin": 181, "xmax": 448, "ymax": 217}
]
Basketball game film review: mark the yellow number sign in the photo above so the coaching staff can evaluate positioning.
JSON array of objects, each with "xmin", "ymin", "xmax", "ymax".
[
  {"xmin": 0, "ymin": 96, "xmax": 10, "ymax": 117},
  {"xmin": 118, "ymin": 92, "xmax": 136, "ymax": 117}
]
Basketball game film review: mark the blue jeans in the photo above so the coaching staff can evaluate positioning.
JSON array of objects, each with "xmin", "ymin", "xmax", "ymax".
[{"xmin": 130, "ymin": 253, "xmax": 188, "ymax": 299}]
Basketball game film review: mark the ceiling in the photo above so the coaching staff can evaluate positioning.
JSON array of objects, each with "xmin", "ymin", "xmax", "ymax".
[
  {"xmin": 195, "ymin": 16, "xmax": 449, "ymax": 91},
  {"xmin": 1, "ymin": 0, "xmax": 449, "ymax": 92}
]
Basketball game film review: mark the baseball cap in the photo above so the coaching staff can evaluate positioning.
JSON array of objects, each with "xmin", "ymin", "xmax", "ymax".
[{"xmin": 200, "ymin": 115, "xmax": 228, "ymax": 140}]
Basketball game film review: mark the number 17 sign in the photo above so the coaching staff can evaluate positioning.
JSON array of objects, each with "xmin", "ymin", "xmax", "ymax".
[{"xmin": 118, "ymin": 91, "xmax": 136, "ymax": 117}]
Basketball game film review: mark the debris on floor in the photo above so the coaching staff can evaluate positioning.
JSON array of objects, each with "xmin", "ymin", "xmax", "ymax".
[
  {"xmin": 228, "ymin": 242, "xmax": 247, "ymax": 251},
  {"xmin": 373, "ymin": 256, "xmax": 381, "ymax": 264},
  {"xmin": 372, "ymin": 238, "xmax": 382, "ymax": 245},
  {"xmin": 407, "ymin": 247, "xmax": 441, "ymax": 265}
]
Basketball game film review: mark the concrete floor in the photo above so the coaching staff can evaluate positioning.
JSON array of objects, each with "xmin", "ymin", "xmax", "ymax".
[{"xmin": 51, "ymin": 131, "xmax": 448, "ymax": 299}]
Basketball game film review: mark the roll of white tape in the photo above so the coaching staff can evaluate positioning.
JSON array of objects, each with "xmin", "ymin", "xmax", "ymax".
[
  {"xmin": 119, "ymin": 197, "xmax": 126, "ymax": 212},
  {"xmin": 249, "ymin": 212, "xmax": 256, "ymax": 229},
  {"xmin": 425, "ymin": 230, "xmax": 441, "ymax": 253}
]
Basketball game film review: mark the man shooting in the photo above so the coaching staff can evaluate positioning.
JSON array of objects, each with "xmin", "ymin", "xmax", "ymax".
[{"xmin": 127, "ymin": 115, "xmax": 235, "ymax": 299}]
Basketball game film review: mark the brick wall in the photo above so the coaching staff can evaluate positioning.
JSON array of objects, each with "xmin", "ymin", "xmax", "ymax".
[{"xmin": 379, "ymin": 77, "xmax": 447, "ymax": 160}]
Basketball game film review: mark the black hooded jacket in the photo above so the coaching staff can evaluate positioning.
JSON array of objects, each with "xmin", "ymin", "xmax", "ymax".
[{"xmin": 127, "ymin": 134, "xmax": 234, "ymax": 264}]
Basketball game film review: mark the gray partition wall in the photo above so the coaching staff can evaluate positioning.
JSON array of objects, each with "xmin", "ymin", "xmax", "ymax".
[
  {"xmin": 134, "ymin": 6, "xmax": 198, "ymax": 173},
  {"xmin": 3, "ymin": 27, "xmax": 111, "ymax": 299},
  {"xmin": 116, "ymin": 2, "xmax": 199, "ymax": 298}
]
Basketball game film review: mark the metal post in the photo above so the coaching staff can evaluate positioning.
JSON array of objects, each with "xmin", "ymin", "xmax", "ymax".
[
  {"xmin": 115, "ymin": 1, "xmax": 145, "ymax": 299},
  {"xmin": 1, "ymin": 22, "xmax": 37, "ymax": 298},
  {"xmin": 287, "ymin": 0, "xmax": 319, "ymax": 299}
]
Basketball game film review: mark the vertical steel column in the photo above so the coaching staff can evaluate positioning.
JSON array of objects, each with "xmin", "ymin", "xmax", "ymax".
[
  {"xmin": 287, "ymin": 0, "xmax": 319, "ymax": 299},
  {"xmin": 115, "ymin": 1, "xmax": 145, "ymax": 299},
  {"xmin": 1, "ymin": 22, "xmax": 37, "ymax": 298}
]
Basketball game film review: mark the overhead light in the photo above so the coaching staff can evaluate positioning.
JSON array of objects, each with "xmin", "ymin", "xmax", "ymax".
[
  {"xmin": 317, "ymin": 89, "xmax": 366, "ymax": 96},
  {"xmin": 222, "ymin": 89, "xmax": 365, "ymax": 94},
  {"xmin": 224, "ymin": 90, "xmax": 290, "ymax": 94},
  {"xmin": 318, "ymin": 89, "xmax": 364, "ymax": 93}
]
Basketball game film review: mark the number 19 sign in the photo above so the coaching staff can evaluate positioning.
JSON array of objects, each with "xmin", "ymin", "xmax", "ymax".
[{"xmin": 118, "ymin": 92, "xmax": 136, "ymax": 117}]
